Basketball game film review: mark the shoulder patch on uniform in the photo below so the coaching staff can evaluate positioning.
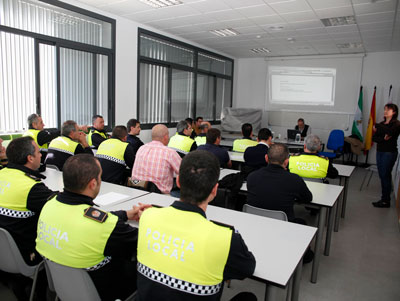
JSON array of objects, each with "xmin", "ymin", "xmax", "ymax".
[
  {"xmin": 25, "ymin": 173, "xmax": 42, "ymax": 181},
  {"xmin": 84, "ymin": 207, "xmax": 108, "ymax": 223},
  {"xmin": 47, "ymin": 192, "xmax": 58, "ymax": 201}
]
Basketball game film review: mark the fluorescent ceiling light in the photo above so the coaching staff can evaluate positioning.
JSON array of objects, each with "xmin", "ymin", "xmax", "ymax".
[
  {"xmin": 139, "ymin": 0, "xmax": 183, "ymax": 8},
  {"xmin": 336, "ymin": 42, "xmax": 363, "ymax": 49},
  {"xmin": 210, "ymin": 28, "xmax": 239, "ymax": 37},
  {"xmin": 269, "ymin": 25, "xmax": 285, "ymax": 30},
  {"xmin": 250, "ymin": 48, "xmax": 271, "ymax": 54},
  {"xmin": 321, "ymin": 16, "xmax": 356, "ymax": 27}
]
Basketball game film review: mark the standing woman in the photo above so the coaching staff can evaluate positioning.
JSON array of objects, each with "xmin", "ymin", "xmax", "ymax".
[{"xmin": 372, "ymin": 103, "xmax": 400, "ymax": 208}]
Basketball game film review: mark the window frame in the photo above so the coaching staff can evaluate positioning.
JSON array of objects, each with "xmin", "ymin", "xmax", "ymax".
[
  {"xmin": 137, "ymin": 28, "xmax": 234, "ymax": 129},
  {"xmin": 0, "ymin": 0, "xmax": 116, "ymax": 130}
]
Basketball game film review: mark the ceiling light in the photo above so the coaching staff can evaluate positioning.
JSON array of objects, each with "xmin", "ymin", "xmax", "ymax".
[
  {"xmin": 250, "ymin": 48, "xmax": 271, "ymax": 54},
  {"xmin": 210, "ymin": 28, "xmax": 239, "ymax": 37},
  {"xmin": 321, "ymin": 16, "xmax": 356, "ymax": 27},
  {"xmin": 287, "ymin": 37, "xmax": 296, "ymax": 43},
  {"xmin": 256, "ymin": 35, "xmax": 262, "ymax": 39},
  {"xmin": 139, "ymin": 0, "xmax": 183, "ymax": 8},
  {"xmin": 336, "ymin": 42, "xmax": 363, "ymax": 49}
]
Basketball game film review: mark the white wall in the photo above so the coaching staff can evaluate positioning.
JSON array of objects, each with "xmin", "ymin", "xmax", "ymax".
[
  {"xmin": 62, "ymin": 0, "xmax": 233, "ymax": 143},
  {"xmin": 234, "ymin": 51, "xmax": 400, "ymax": 163}
]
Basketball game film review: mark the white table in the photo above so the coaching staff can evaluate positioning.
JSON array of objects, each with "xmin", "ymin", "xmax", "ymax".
[
  {"xmin": 228, "ymin": 151, "xmax": 245, "ymax": 163},
  {"xmin": 333, "ymin": 164, "xmax": 355, "ymax": 231},
  {"xmin": 242, "ymin": 180, "xmax": 343, "ymax": 283},
  {"xmin": 105, "ymin": 193, "xmax": 317, "ymax": 301},
  {"xmin": 42, "ymin": 168, "xmax": 150, "ymax": 208},
  {"xmin": 219, "ymin": 168, "xmax": 240, "ymax": 180},
  {"xmin": 220, "ymin": 139, "xmax": 233, "ymax": 148},
  {"xmin": 274, "ymin": 138, "xmax": 305, "ymax": 147}
]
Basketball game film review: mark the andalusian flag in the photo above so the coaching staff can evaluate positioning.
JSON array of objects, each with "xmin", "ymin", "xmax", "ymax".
[
  {"xmin": 364, "ymin": 86, "xmax": 376, "ymax": 152},
  {"xmin": 352, "ymin": 86, "xmax": 363, "ymax": 141},
  {"xmin": 388, "ymin": 85, "xmax": 393, "ymax": 104}
]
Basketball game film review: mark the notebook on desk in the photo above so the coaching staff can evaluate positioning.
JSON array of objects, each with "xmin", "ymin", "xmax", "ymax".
[{"xmin": 287, "ymin": 129, "xmax": 301, "ymax": 141}]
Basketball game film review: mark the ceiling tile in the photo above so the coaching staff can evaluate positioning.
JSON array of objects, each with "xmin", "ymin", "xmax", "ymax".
[
  {"xmin": 235, "ymin": 4, "xmax": 276, "ymax": 18},
  {"xmin": 313, "ymin": 6, "xmax": 354, "ymax": 19},
  {"xmin": 296, "ymin": 27, "xmax": 328, "ymax": 36},
  {"xmin": 232, "ymin": 25, "xmax": 265, "ymax": 34},
  {"xmin": 249, "ymin": 14, "xmax": 286, "ymax": 26},
  {"xmin": 220, "ymin": 18, "xmax": 258, "ymax": 28},
  {"xmin": 361, "ymin": 29, "xmax": 393, "ymax": 38},
  {"xmin": 358, "ymin": 21, "xmax": 394, "ymax": 31},
  {"xmin": 356, "ymin": 11, "xmax": 395, "ymax": 24},
  {"xmin": 281, "ymin": 10, "xmax": 319, "ymax": 22},
  {"xmin": 306, "ymin": 0, "xmax": 351, "ymax": 10},
  {"xmin": 98, "ymin": 0, "xmax": 151, "ymax": 15},
  {"xmin": 325, "ymin": 24, "xmax": 359, "ymax": 33},
  {"xmin": 204, "ymin": 9, "xmax": 244, "ymax": 21},
  {"xmin": 268, "ymin": 0, "xmax": 312, "ymax": 14},
  {"xmin": 353, "ymin": 0, "xmax": 397, "ymax": 15},
  {"xmin": 222, "ymin": 0, "xmax": 266, "ymax": 9},
  {"xmin": 289, "ymin": 19, "xmax": 323, "ymax": 29},
  {"xmin": 187, "ymin": 0, "xmax": 231, "ymax": 13},
  {"xmin": 304, "ymin": 34, "xmax": 333, "ymax": 41}
]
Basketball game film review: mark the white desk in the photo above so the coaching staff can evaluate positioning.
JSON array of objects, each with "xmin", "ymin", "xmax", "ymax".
[
  {"xmin": 332, "ymin": 164, "xmax": 355, "ymax": 231},
  {"xmin": 105, "ymin": 193, "xmax": 317, "ymax": 301},
  {"xmin": 219, "ymin": 168, "xmax": 240, "ymax": 180},
  {"xmin": 242, "ymin": 180, "xmax": 343, "ymax": 283},
  {"xmin": 228, "ymin": 151, "xmax": 245, "ymax": 163},
  {"xmin": 220, "ymin": 139, "xmax": 233, "ymax": 148},
  {"xmin": 274, "ymin": 138, "xmax": 305, "ymax": 147},
  {"xmin": 42, "ymin": 168, "xmax": 150, "ymax": 208}
]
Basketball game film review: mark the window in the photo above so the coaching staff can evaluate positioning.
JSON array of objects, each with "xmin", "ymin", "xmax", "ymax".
[
  {"xmin": 0, "ymin": 0, "xmax": 115, "ymax": 132},
  {"xmin": 138, "ymin": 29, "xmax": 233, "ymax": 127}
]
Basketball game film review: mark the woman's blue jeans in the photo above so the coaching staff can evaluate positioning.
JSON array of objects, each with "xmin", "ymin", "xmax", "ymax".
[{"xmin": 376, "ymin": 151, "xmax": 398, "ymax": 202}]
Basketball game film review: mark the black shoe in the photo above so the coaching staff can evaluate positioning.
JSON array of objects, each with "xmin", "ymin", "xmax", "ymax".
[{"xmin": 372, "ymin": 200, "xmax": 390, "ymax": 208}]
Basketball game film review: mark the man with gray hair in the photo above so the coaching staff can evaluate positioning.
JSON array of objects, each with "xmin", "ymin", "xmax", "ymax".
[
  {"xmin": 45, "ymin": 120, "xmax": 93, "ymax": 170},
  {"xmin": 288, "ymin": 134, "xmax": 338, "ymax": 179},
  {"xmin": 168, "ymin": 120, "xmax": 197, "ymax": 157}
]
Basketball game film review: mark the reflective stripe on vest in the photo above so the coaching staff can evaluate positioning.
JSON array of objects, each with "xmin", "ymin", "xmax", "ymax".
[
  {"xmin": 137, "ymin": 206, "xmax": 232, "ymax": 295},
  {"xmin": 289, "ymin": 155, "xmax": 329, "ymax": 178},
  {"xmin": 232, "ymin": 139, "xmax": 257, "ymax": 153},
  {"xmin": 88, "ymin": 129, "xmax": 107, "ymax": 146},
  {"xmin": 0, "ymin": 168, "xmax": 38, "ymax": 213},
  {"xmin": 168, "ymin": 134, "xmax": 195, "ymax": 155},
  {"xmin": 36, "ymin": 197, "xmax": 118, "ymax": 269},
  {"xmin": 95, "ymin": 139, "xmax": 128, "ymax": 166},
  {"xmin": 23, "ymin": 129, "xmax": 48, "ymax": 149},
  {"xmin": 194, "ymin": 136, "xmax": 206, "ymax": 146},
  {"xmin": 48, "ymin": 136, "xmax": 79, "ymax": 156}
]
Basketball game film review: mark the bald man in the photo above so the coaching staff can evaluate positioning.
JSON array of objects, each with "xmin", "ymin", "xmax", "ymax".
[{"xmin": 131, "ymin": 124, "xmax": 182, "ymax": 194}]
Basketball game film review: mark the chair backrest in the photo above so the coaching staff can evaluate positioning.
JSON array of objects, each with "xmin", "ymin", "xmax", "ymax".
[
  {"xmin": 326, "ymin": 130, "xmax": 344, "ymax": 151},
  {"xmin": 0, "ymin": 228, "xmax": 36, "ymax": 277},
  {"xmin": 243, "ymin": 204, "xmax": 288, "ymax": 221},
  {"xmin": 44, "ymin": 259, "xmax": 101, "ymax": 301},
  {"xmin": 46, "ymin": 164, "xmax": 60, "ymax": 171}
]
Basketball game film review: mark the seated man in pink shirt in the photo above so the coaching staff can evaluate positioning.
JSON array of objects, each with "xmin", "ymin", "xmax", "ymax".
[{"xmin": 131, "ymin": 124, "xmax": 181, "ymax": 194}]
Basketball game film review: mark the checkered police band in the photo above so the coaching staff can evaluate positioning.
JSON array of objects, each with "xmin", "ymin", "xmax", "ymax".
[
  {"xmin": 137, "ymin": 262, "xmax": 222, "ymax": 296},
  {"xmin": 0, "ymin": 207, "xmax": 35, "ymax": 218},
  {"xmin": 85, "ymin": 256, "xmax": 112, "ymax": 271}
]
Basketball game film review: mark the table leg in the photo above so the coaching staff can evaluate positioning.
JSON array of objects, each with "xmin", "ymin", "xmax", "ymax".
[
  {"xmin": 341, "ymin": 177, "xmax": 350, "ymax": 218},
  {"xmin": 311, "ymin": 207, "xmax": 326, "ymax": 283},
  {"xmin": 291, "ymin": 258, "xmax": 303, "ymax": 301},
  {"xmin": 334, "ymin": 177, "xmax": 344, "ymax": 232},
  {"xmin": 265, "ymin": 284, "xmax": 279, "ymax": 301},
  {"xmin": 324, "ymin": 202, "xmax": 337, "ymax": 256}
]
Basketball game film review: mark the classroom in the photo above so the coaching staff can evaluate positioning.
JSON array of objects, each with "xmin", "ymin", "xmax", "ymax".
[{"xmin": 0, "ymin": 0, "xmax": 400, "ymax": 300}]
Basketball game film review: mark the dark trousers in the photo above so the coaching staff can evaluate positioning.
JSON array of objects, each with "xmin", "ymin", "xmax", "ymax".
[{"xmin": 376, "ymin": 151, "xmax": 398, "ymax": 202}]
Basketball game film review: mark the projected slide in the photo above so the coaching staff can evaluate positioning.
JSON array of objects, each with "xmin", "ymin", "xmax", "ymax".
[{"xmin": 268, "ymin": 66, "xmax": 336, "ymax": 106}]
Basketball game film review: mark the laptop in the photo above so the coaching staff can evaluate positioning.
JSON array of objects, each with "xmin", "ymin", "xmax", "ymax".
[{"xmin": 287, "ymin": 129, "xmax": 301, "ymax": 141}]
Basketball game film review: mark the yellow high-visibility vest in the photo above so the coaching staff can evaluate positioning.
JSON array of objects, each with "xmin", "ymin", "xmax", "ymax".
[
  {"xmin": 289, "ymin": 154, "xmax": 329, "ymax": 179},
  {"xmin": 232, "ymin": 138, "xmax": 257, "ymax": 153}
]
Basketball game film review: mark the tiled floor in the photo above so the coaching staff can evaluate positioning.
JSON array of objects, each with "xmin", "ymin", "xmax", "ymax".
[{"xmin": 1, "ymin": 166, "xmax": 399, "ymax": 300}]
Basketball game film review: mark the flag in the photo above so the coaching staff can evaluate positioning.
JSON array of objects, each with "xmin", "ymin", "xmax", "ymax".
[
  {"xmin": 388, "ymin": 85, "xmax": 393, "ymax": 104},
  {"xmin": 352, "ymin": 86, "xmax": 363, "ymax": 141},
  {"xmin": 364, "ymin": 86, "xmax": 376, "ymax": 152}
]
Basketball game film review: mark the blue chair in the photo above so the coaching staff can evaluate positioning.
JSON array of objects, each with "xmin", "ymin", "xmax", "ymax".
[{"xmin": 319, "ymin": 130, "xmax": 344, "ymax": 161}]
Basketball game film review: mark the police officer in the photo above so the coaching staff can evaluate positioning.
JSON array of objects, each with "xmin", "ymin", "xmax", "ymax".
[
  {"xmin": 168, "ymin": 120, "xmax": 197, "ymax": 157},
  {"xmin": 232, "ymin": 123, "xmax": 257, "ymax": 153},
  {"xmin": 0, "ymin": 137, "xmax": 55, "ymax": 266},
  {"xmin": 126, "ymin": 118, "xmax": 144, "ymax": 154},
  {"xmin": 96, "ymin": 125, "xmax": 135, "ymax": 184},
  {"xmin": 289, "ymin": 134, "xmax": 338, "ymax": 180},
  {"xmin": 136, "ymin": 150, "xmax": 256, "ymax": 300},
  {"xmin": 194, "ymin": 121, "xmax": 210, "ymax": 146},
  {"xmin": 45, "ymin": 120, "xmax": 93, "ymax": 171},
  {"xmin": 36, "ymin": 154, "xmax": 150, "ymax": 301},
  {"xmin": 88, "ymin": 115, "xmax": 109, "ymax": 149}
]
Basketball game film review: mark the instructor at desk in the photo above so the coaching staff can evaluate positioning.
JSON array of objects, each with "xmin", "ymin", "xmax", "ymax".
[
  {"xmin": 295, "ymin": 118, "xmax": 311, "ymax": 139},
  {"xmin": 136, "ymin": 151, "xmax": 256, "ymax": 300},
  {"xmin": 372, "ymin": 103, "xmax": 400, "ymax": 208}
]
